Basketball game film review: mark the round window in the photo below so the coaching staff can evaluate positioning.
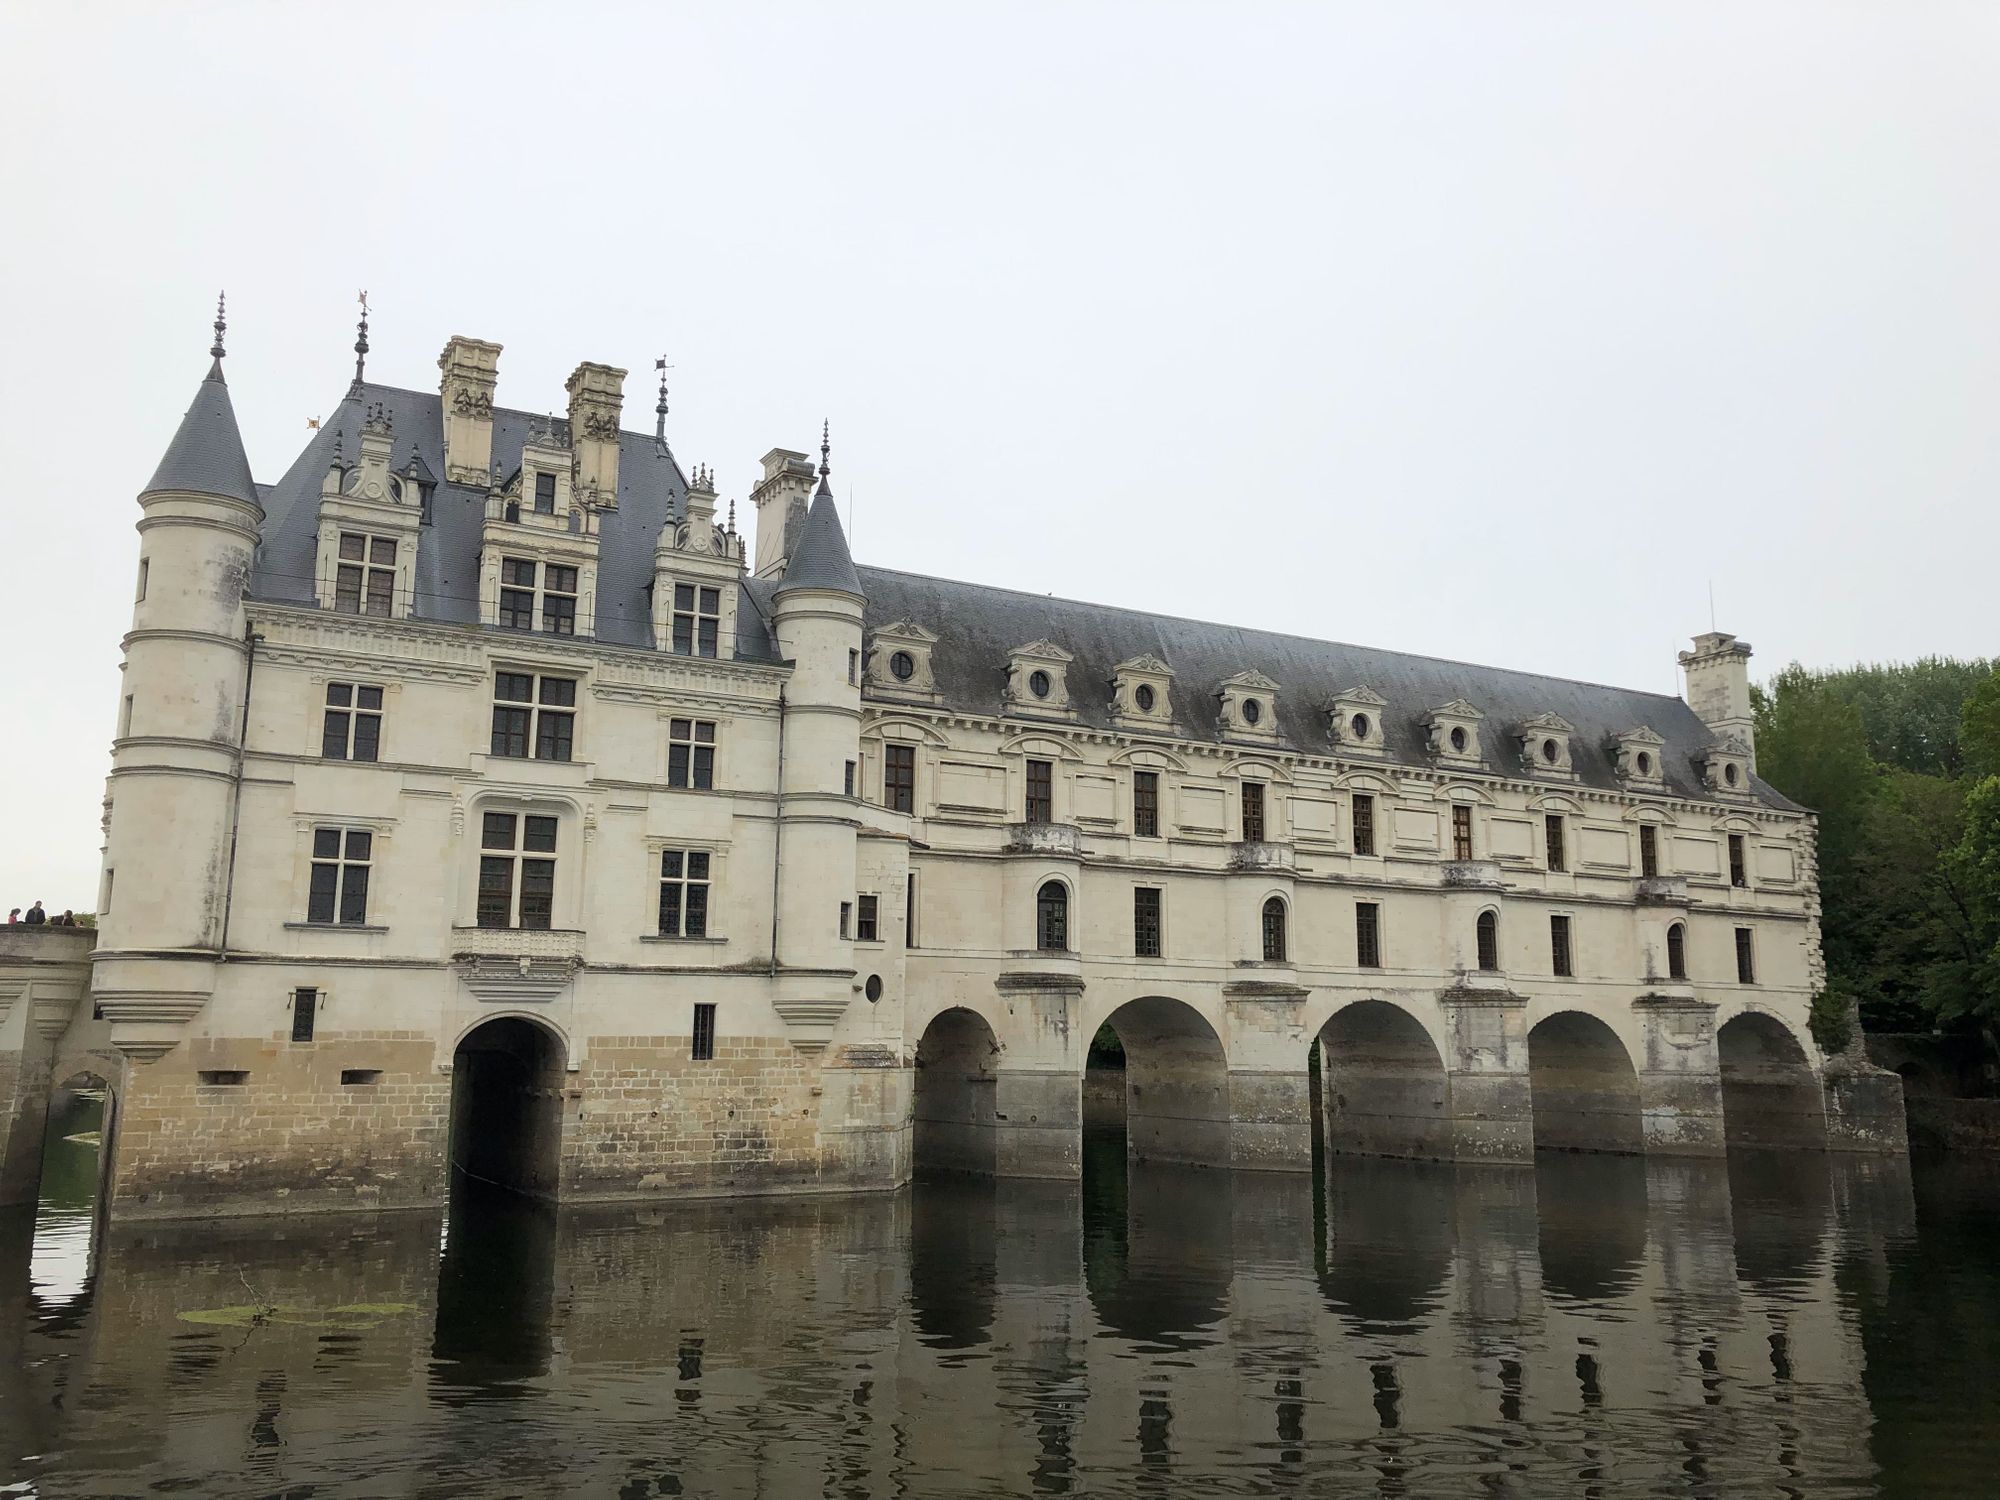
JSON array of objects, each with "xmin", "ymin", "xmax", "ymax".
[
  {"xmin": 1351, "ymin": 713, "xmax": 1371, "ymax": 741},
  {"xmin": 1636, "ymin": 751, "xmax": 1652, "ymax": 776},
  {"xmin": 1541, "ymin": 738, "xmax": 1560, "ymax": 764},
  {"xmin": 889, "ymin": 651, "xmax": 915, "ymax": 682},
  {"xmin": 1725, "ymin": 762, "xmax": 1740, "ymax": 787},
  {"xmin": 1135, "ymin": 684, "xmax": 1156, "ymax": 713},
  {"xmin": 1242, "ymin": 698, "xmax": 1262, "ymax": 726},
  {"xmin": 1449, "ymin": 726, "xmax": 1467, "ymax": 753},
  {"xmin": 864, "ymin": 974, "xmax": 883, "ymax": 1002},
  {"xmin": 1029, "ymin": 670, "xmax": 1051, "ymax": 699}
]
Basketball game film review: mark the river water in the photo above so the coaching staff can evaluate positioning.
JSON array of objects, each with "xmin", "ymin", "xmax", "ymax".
[{"xmin": 3, "ymin": 1097, "xmax": 1997, "ymax": 1498}]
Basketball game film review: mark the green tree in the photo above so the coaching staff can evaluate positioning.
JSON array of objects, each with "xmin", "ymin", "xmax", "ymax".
[
  {"xmin": 1960, "ymin": 669, "xmax": 2000, "ymax": 782},
  {"xmin": 1852, "ymin": 772, "xmax": 1976, "ymax": 1029},
  {"xmin": 1941, "ymin": 775, "xmax": 2000, "ymax": 1034},
  {"xmin": 1812, "ymin": 658, "xmax": 1997, "ymax": 778}
]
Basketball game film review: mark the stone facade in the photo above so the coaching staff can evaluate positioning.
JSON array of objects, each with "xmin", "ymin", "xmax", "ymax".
[{"xmin": 0, "ymin": 315, "xmax": 1907, "ymax": 1221}]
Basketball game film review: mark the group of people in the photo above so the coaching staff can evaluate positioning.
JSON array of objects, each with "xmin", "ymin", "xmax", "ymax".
[{"xmin": 7, "ymin": 901, "xmax": 82, "ymax": 927}]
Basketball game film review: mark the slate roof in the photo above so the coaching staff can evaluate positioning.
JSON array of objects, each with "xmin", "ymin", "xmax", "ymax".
[
  {"xmin": 851, "ymin": 566, "xmax": 1799, "ymax": 812},
  {"xmin": 775, "ymin": 484, "xmax": 862, "ymax": 597},
  {"xmin": 144, "ymin": 363, "xmax": 260, "ymax": 507},
  {"xmin": 247, "ymin": 384, "xmax": 778, "ymax": 659}
]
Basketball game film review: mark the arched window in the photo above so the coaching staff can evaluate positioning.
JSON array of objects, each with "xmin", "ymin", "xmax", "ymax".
[
  {"xmin": 1036, "ymin": 881, "xmax": 1069, "ymax": 953},
  {"xmin": 1261, "ymin": 896, "xmax": 1288, "ymax": 963},
  {"xmin": 1476, "ymin": 910, "xmax": 1499, "ymax": 972},
  {"xmin": 1667, "ymin": 921, "xmax": 1687, "ymax": 981}
]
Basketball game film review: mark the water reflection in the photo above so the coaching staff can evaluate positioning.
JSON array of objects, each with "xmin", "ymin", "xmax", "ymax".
[{"xmin": 0, "ymin": 1132, "xmax": 1979, "ymax": 1497}]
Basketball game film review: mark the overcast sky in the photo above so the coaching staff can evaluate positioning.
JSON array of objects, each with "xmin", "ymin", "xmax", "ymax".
[{"xmin": 2, "ymin": 2, "xmax": 1995, "ymax": 910}]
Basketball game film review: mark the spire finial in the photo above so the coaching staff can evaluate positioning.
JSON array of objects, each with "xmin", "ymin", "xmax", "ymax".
[
  {"xmin": 727, "ymin": 497, "xmax": 737, "ymax": 534},
  {"xmin": 818, "ymin": 419, "xmax": 830, "ymax": 483},
  {"xmin": 210, "ymin": 291, "xmax": 227, "ymax": 361},
  {"xmin": 348, "ymin": 289, "xmax": 371, "ymax": 396}
]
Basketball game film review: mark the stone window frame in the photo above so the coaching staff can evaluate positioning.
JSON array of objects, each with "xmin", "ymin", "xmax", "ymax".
[
  {"xmin": 1425, "ymin": 699, "xmax": 1486, "ymax": 769},
  {"xmin": 1328, "ymin": 686, "xmax": 1390, "ymax": 755},
  {"xmin": 855, "ymin": 891, "xmax": 882, "ymax": 945},
  {"xmin": 1608, "ymin": 725, "xmax": 1667, "ymax": 789},
  {"xmin": 1260, "ymin": 894, "xmax": 1289, "ymax": 963},
  {"xmin": 1003, "ymin": 732, "xmax": 1082, "ymax": 826},
  {"xmin": 334, "ymin": 530, "xmax": 400, "ymax": 618},
  {"xmin": 306, "ymin": 824, "xmax": 376, "ymax": 927},
  {"xmin": 1699, "ymin": 737, "xmax": 1755, "ymax": 799},
  {"xmin": 1516, "ymin": 713, "xmax": 1578, "ymax": 779},
  {"xmin": 1550, "ymin": 911, "xmax": 1576, "ymax": 978},
  {"xmin": 488, "ymin": 664, "xmax": 586, "ymax": 765},
  {"xmin": 1226, "ymin": 757, "xmax": 1291, "ymax": 845},
  {"xmin": 320, "ymin": 680, "xmax": 387, "ymax": 762},
  {"xmin": 1354, "ymin": 898, "xmax": 1385, "ymax": 969},
  {"xmin": 1035, "ymin": 876, "xmax": 1073, "ymax": 954},
  {"xmin": 286, "ymin": 816, "xmax": 392, "ymax": 934},
  {"xmin": 497, "ymin": 555, "xmax": 581, "ymax": 637},
  {"xmin": 1734, "ymin": 925, "xmax": 1757, "ymax": 984},
  {"xmin": 646, "ymin": 835, "xmax": 728, "ymax": 944},
  {"xmin": 1217, "ymin": 669, "xmax": 1282, "ymax": 744},
  {"xmin": 1339, "ymin": 770, "xmax": 1399, "ymax": 857},
  {"xmin": 476, "ymin": 809, "xmax": 562, "ymax": 931},
  {"xmin": 1110, "ymin": 653, "xmax": 1176, "ymax": 731},
  {"xmin": 1666, "ymin": 920, "xmax": 1689, "ymax": 981},
  {"xmin": 1475, "ymin": 907, "xmax": 1501, "ymax": 973},
  {"xmin": 1004, "ymin": 640, "xmax": 1077, "ymax": 718},
  {"xmin": 665, "ymin": 715, "xmax": 719, "ymax": 791},
  {"xmin": 1133, "ymin": 884, "xmax": 1165, "ymax": 959},
  {"xmin": 452, "ymin": 792, "xmax": 584, "ymax": 934},
  {"xmin": 865, "ymin": 621, "xmax": 943, "ymax": 702},
  {"xmin": 861, "ymin": 715, "xmax": 947, "ymax": 814},
  {"xmin": 1110, "ymin": 746, "xmax": 1186, "ymax": 842}
]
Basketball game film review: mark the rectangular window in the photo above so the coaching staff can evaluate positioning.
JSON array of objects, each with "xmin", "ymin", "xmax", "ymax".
[
  {"xmin": 1735, "ymin": 927, "xmax": 1756, "ymax": 984},
  {"xmin": 499, "ymin": 557, "xmax": 537, "ymax": 630},
  {"xmin": 839, "ymin": 901, "xmax": 852, "ymax": 940},
  {"xmin": 906, "ymin": 873, "xmax": 918, "ymax": 948},
  {"xmin": 1133, "ymin": 770, "xmax": 1159, "ymax": 838},
  {"xmin": 541, "ymin": 564, "xmax": 578, "ymax": 636},
  {"xmin": 1353, "ymin": 794, "xmax": 1376, "ymax": 857},
  {"xmin": 290, "ymin": 987, "xmax": 317, "ymax": 1043},
  {"xmin": 671, "ymin": 583, "xmax": 722, "ymax": 658},
  {"xmin": 657, "ymin": 849, "xmax": 712, "ymax": 937},
  {"xmin": 1551, "ymin": 915, "xmax": 1574, "ymax": 978},
  {"xmin": 691, "ymin": 1002, "xmax": 717, "ymax": 1062},
  {"xmin": 198, "ymin": 1070, "xmax": 249, "ymax": 1087},
  {"xmin": 534, "ymin": 471, "xmax": 556, "ymax": 513},
  {"xmin": 478, "ymin": 812, "xmax": 558, "ymax": 930},
  {"xmin": 322, "ymin": 682, "xmax": 384, "ymax": 762},
  {"xmin": 667, "ymin": 719, "xmax": 717, "ymax": 790},
  {"xmin": 341, "ymin": 1069, "xmax": 382, "ymax": 1086},
  {"xmin": 857, "ymin": 893, "xmax": 879, "ymax": 942},
  {"xmin": 119, "ymin": 694, "xmax": 133, "ymax": 738},
  {"xmin": 1356, "ymin": 902, "xmax": 1382, "ymax": 968},
  {"xmin": 885, "ymin": 745, "xmax": 916, "ymax": 814},
  {"xmin": 490, "ymin": 672, "xmax": 575, "ymax": 761},
  {"xmin": 1729, "ymin": 834, "xmax": 1748, "ymax": 889},
  {"xmin": 1241, "ymin": 781, "xmax": 1266, "ymax": 842},
  {"xmin": 1134, "ymin": 887, "xmax": 1162, "ymax": 958},
  {"xmin": 306, "ymin": 828, "xmax": 372, "ymax": 925},
  {"xmin": 844, "ymin": 760, "xmax": 856, "ymax": 797},
  {"xmin": 1452, "ymin": 804, "xmax": 1474, "ymax": 861},
  {"xmin": 1639, "ymin": 823, "xmax": 1659, "ymax": 878},
  {"xmin": 336, "ymin": 532, "xmax": 396, "ymax": 618},
  {"xmin": 1025, "ymin": 758, "xmax": 1053, "ymax": 824},
  {"xmin": 848, "ymin": 649, "xmax": 859, "ymax": 686},
  {"xmin": 1545, "ymin": 814, "xmax": 1567, "ymax": 872},
  {"xmin": 136, "ymin": 557, "xmax": 148, "ymax": 602}
]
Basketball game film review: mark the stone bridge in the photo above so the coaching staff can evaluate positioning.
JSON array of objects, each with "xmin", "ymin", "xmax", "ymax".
[{"xmin": 0, "ymin": 927, "xmax": 119, "ymax": 1207}]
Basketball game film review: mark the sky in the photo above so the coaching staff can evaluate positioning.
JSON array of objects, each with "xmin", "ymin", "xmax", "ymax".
[{"xmin": 1, "ymin": 1, "xmax": 1995, "ymax": 910}]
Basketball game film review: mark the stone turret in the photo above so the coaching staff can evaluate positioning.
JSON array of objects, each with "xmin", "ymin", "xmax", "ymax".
[
  {"xmin": 1679, "ymin": 632, "xmax": 1757, "ymax": 770},
  {"xmin": 94, "ymin": 301, "xmax": 262, "ymax": 1062}
]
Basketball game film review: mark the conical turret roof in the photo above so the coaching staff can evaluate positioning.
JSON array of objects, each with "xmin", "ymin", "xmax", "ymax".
[
  {"xmin": 776, "ymin": 480, "xmax": 862, "ymax": 598},
  {"xmin": 143, "ymin": 363, "xmax": 260, "ymax": 508}
]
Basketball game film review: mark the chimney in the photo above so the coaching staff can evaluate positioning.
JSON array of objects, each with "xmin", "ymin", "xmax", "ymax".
[
  {"xmin": 438, "ymin": 336, "xmax": 502, "ymax": 485},
  {"xmin": 566, "ymin": 361, "xmax": 627, "ymax": 508},
  {"xmin": 1679, "ymin": 631, "xmax": 1757, "ymax": 768},
  {"xmin": 749, "ymin": 447, "xmax": 816, "ymax": 579}
]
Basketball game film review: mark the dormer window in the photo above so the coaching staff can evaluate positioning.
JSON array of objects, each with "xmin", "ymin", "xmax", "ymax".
[
  {"xmin": 1425, "ymin": 700, "xmax": 1484, "ymax": 768},
  {"xmin": 335, "ymin": 533, "xmax": 397, "ymax": 617},
  {"xmin": 1029, "ymin": 670, "xmax": 1053, "ymax": 699},
  {"xmin": 1111, "ymin": 654, "xmax": 1174, "ymax": 730},
  {"xmin": 1609, "ymin": 726, "xmax": 1666, "ymax": 788},
  {"xmin": 867, "ymin": 622, "xmax": 942, "ymax": 701},
  {"xmin": 891, "ymin": 652, "xmax": 915, "ymax": 681},
  {"xmin": 1700, "ymin": 738, "xmax": 1754, "ymax": 797},
  {"xmin": 1515, "ymin": 713, "xmax": 1576, "ymax": 777},
  {"xmin": 1330, "ymin": 687, "xmax": 1388, "ymax": 754},
  {"xmin": 1136, "ymin": 685, "xmax": 1156, "ymax": 712},
  {"xmin": 1218, "ymin": 670, "xmax": 1281, "ymax": 743},
  {"xmin": 534, "ymin": 472, "xmax": 556, "ymax": 514},
  {"xmin": 672, "ymin": 584, "xmax": 720, "ymax": 657},
  {"xmin": 497, "ymin": 558, "xmax": 577, "ymax": 635},
  {"xmin": 1005, "ymin": 641, "xmax": 1074, "ymax": 716}
]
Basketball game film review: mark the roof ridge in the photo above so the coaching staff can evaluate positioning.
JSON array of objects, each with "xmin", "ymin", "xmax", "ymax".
[{"xmin": 853, "ymin": 562, "xmax": 1689, "ymax": 707}]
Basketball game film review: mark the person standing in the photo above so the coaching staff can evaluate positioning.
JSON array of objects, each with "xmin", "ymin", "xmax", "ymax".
[
  {"xmin": 5, "ymin": 908, "xmax": 18, "ymax": 924},
  {"xmin": 23, "ymin": 901, "xmax": 46, "ymax": 926}
]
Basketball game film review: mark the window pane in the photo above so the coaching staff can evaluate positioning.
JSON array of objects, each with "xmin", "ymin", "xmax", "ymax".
[
  {"xmin": 356, "ymin": 686, "xmax": 383, "ymax": 711},
  {"xmin": 687, "ymin": 852, "xmax": 710, "ymax": 880},
  {"xmin": 335, "ymin": 565, "xmax": 362, "ymax": 611},
  {"xmin": 668, "ymin": 744, "xmax": 689, "ymax": 787},
  {"xmin": 491, "ymin": 705, "xmax": 529, "ymax": 757},
  {"xmin": 699, "ymin": 587, "xmax": 719, "ymax": 613},
  {"xmin": 482, "ymin": 812, "xmax": 517, "ymax": 849},
  {"xmin": 326, "ymin": 683, "xmax": 353, "ymax": 707},
  {"xmin": 476, "ymin": 857, "xmax": 513, "ymax": 928},
  {"xmin": 503, "ymin": 557, "xmax": 535, "ymax": 586},
  {"xmin": 339, "ymin": 534, "xmax": 365, "ymax": 562},
  {"xmin": 313, "ymin": 828, "xmax": 342, "ymax": 860},
  {"xmin": 495, "ymin": 673, "xmax": 534, "ymax": 703},
  {"xmin": 519, "ymin": 860, "xmax": 555, "ymax": 929},
  {"xmin": 536, "ymin": 710, "xmax": 574, "ymax": 762},
  {"xmin": 670, "ymin": 718, "xmax": 691, "ymax": 740},
  {"xmin": 339, "ymin": 865, "xmax": 369, "ymax": 924},
  {"xmin": 694, "ymin": 722, "xmax": 715, "ymax": 744},
  {"xmin": 344, "ymin": 830, "xmax": 372, "ymax": 860},
  {"xmin": 672, "ymin": 618, "xmax": 693, "ymax": 654},
  {"xmin": 351, "ymin": 713, "xmax": 379, "ymax": 762},
  {"xmin": 523, "ymin": 816, "xmax": 558, "ymax": 852},
  {"xmin": 697, "ymin": 619, "xmax": 718, "ymax": 657},
  {"xmin": 534, "ymin": 472, "xmax": 556, "ymax": 511},
  {"xmin": 661, "ymin": 850, "xmax": 684, "ymax": 878},
  {"xmin": 539, "ymin": 677, "xmax": 576, "ymax": 707},
  {"xmin": 659, "ymin": 884, "xmax": 682, "ymax": 936},
  {"xmin": 308, "ymin": 863, "xmax": 337, "ymax": 923},
  {"xmin": 322, "ymin": 709, "xmax": 350, "ymax": 760},
  {"xmin": 674, "ymin": 583, "xmax": 694, "ymax": 610},
  {"xmin": 369, "ymin": 537, "xmax": 396, "ymax": 566},
  {"xmin": 685, "ymin": 885, "xmax": 708, "ymax": 937},
  {"xmin": 543, "ymin": 594, "xmax": 576, "ymax": 634},
  {"xmin": 499, "ymin": 589, "xmax": 535, "ymax": 629},
  {"xmin": 547, "ymin": 565, "xmax": 576, "ymax": 592},
  {"xmin": 693, "ymin": 747, "xmax": 713, "ymax": 790}
]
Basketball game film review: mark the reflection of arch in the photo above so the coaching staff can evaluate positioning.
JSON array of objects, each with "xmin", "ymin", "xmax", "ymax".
[
  {"xmin": 1726, "ymin": 1146, "xmax": 1832, "ymax": 1290},
  {"xmin": 910, "ymin": 1171, "xmax": 998, "ymax": 1351},
  {"xmin": 1527, "ymin": 1011, "xmax": 1643, "ymax": 1154},
  {"xmin": 1085, "ymin": 1160, "xmax": 1230, "ymax": 1348},
  {"xmin": 912, "ymin": 1008, "xmax": 999, "ymax": 1175},
  {"xmin": 1100, "ymin": 997, "xmax": 1229, "ymax": 1168},
  {"xmin": 1718, "ymin": 1011, "xmax": 1827, "ymax": 1150},
  {"xmin": 1316, "ymin": 1001, "xmax": 1452, "ymax": 1161},
  {"xmin": 449, "ymin": 1016, "xmax": 567, "ymax": 1199},
  {"xmin": 432, "ymin": 1187, "xmax": 559, "ymax": 1401},
  {"xmin": 1535, "ymin": 1152, "xmax": 1647, "ymax": 1303},
  {"xmin": 1317, "ymin": 1156, "xmax": 1453, "ymax": 1336},
  {"xmin": 38, "ymin": 1064, "xmax": 119, "ymax": 1220}
]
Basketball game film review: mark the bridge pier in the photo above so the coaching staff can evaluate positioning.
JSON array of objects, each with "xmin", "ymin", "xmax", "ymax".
[
  {"xmin": 991, "ymin": 973, "xmax": 1085, "ymax": 1180},
  {"xmin": 1439, "ymin": 990, "xmax": 1536, "ymax": 1164},
  {"xmin": 0, "ymin": 928, "xmax": 99, "ymax": 1207}
]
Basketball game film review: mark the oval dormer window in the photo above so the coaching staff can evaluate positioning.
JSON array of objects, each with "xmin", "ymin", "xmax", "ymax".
[
  {"xmin": 1725, "ymin": 762, "xmax": 1740, "ymax": 787},
  {"xmin": 1135, "ymin": 684, "xmax": 1156, "ymax": 713},
  {"xmin": 1449, "ymin": 726, "xmax": 1467, "ymax": 753},
  {"xmin": 1028, "ymin": 670, "xmax": 1052, "ymax": 699},
  {"xmin": 1351, "ymin": 712, "xmax": 1371, "ymax": 741},
  {"xmin": 1636, "ymin": 751, "xmax": 1652, "ymax": 776},
  {"xmin": 1242, "ymin": 698, "xmax": 1262, "ymax": 727},
  {"xmin": 1542, "ymin": 738, "xmax": 1560, "ymax": 763},
  {"xmin": 889, "ymin": 651, "xmax": 915, "ymax": 682}
]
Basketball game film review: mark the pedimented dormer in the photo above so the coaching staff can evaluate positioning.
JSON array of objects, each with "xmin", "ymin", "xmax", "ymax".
[
  {"xmin": 652, "ymin": 464, "xmax": 744, "ymax": 659},
  {"xmin": 1110, "ymin": 654, "xmax": 1175, "ymax": 730},
  {"xmin": 315, "ymin": 403, "xmax": 421, "ymax": 619},
  {"xmin": 1699, "ymin": 736, "xmax": 1755, "ymax": 798},
  {"xmin": 867, "ymin": 621, "xmax": 942, "ymax": 701},
  {"xmin": 478, "ymin": 416, "xmax": 601, "ymax": 638},
  {"xmin": 1005, "ymin": 640, "xmax": 1075, "ymax": 716},
  {"xmin": 495, "ymin": 419, "xmax": 586, "ymax": 532},
  {"xmin": 1329, "ymin": 686, "xmax": 1388, "ymax": 755},
  {"xmin": 1516, "ymin": 713, "xmax": 1577, "ymax": 777},
  {"xmin": 1425, "ymin": 699, "xmax": 1485, "ymax": 768},
  {"xmin": 1218, "ymin": 669, "xmax": 1280, "ymax": 743},
  {"xmin": 1609, "ymin": 725, "xmax": 1667, "ymax": 789}
]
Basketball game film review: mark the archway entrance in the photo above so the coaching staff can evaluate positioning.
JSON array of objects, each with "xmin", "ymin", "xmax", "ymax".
[
  {"xmin": 1098, "ymin": 997, "xmax": 1228, "ymax": 1168},
  {"xmin": 448, "ymin": 1018, "xmax": 566, "ymax": 1199},
  {"xmin": 1718, "ymin": 1013, "xmax": 1827, "ymax": 1150},
  {"xmin": 1526, "ymin": 1012, "xmax": 1643, "ymax": 1154},
  {"xmin": 911, "ymin": 1008, "xmax": 1000, "ymax": 1175},
  {"xmin": 37, "ymin": 1070, "xmax": 116, "ymax": 1217},
  {"xmin": 1314, "ymin": 1001, "xmax": 1452, "ymax": 1161}
]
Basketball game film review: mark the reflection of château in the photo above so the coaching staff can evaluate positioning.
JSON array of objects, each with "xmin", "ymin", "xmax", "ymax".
[{"xmin": 0, "ymin": 303, "xmax": 1903, "ymax": 1221}]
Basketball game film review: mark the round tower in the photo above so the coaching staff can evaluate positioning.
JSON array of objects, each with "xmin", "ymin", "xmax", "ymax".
[
  {"xmin": 94, "ymin": 300, "xmax": 263, "ymax": 1061},
  {"xmin": 766, "ymin": 444, "xmax": 865, "ymax": 1047}
]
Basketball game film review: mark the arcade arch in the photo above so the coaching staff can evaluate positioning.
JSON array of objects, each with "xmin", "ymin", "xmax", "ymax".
[
  {"xmin": 911, "ymin": 1007, "xmax": 1000, "ymax": 1175},
  {"xmin": 448, "ymin": 1016, "xmax": 566, "ymax": 1199},
  {"xmin": 1718, "ymin": 1011, "xmax": 1827, "ymax": 1150},
  {"xmin": 1313, "ymin": 1000, "xmax": 1452, "ymax": 1161},
  {"xmin": 1096, "ymin": 996, "xmax": 1229, "ymax": 1168},
  {"xmin": 1526, "ymin": 1011, "xmax": 1643, "ymax": 1154}
]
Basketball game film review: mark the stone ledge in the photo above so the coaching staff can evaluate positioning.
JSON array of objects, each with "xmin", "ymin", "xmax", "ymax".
[
  {"xmin": 1222, "ymin": 979, "xmax": 1310, "ymax": 1001},
  {"xmin": 995, "ymin": 970, "xmax": 1086, "ymax": 996}
]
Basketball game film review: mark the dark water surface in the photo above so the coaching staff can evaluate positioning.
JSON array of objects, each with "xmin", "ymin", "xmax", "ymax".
[{"xmin": 4, "ymin": 1109, "xmax": 1998, "ymax": 1498}]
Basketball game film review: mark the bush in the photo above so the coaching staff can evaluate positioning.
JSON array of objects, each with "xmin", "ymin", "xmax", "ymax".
[{"xmin": 1810, "ymin": 986, "xmax": 1856, "ymax": 1056}]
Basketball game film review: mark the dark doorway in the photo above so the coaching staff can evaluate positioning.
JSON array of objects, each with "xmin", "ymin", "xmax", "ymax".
[{"xmin": 448, "ymin": 1018, "xmax": 565, "ymax": 1200}]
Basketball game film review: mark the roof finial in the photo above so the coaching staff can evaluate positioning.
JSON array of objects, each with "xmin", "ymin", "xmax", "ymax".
[
  {"xmin": 654, "ymin": 354, "xmax": 671, "ymax": 441},
  {"xmin": 210, "ymin": 291, "xmax": 227, "ymax": 360},
  {"xmin": 348, "ymin": 289, "xmax": 371, "ymax": 397},
  {"xmin": 818, "ymin": 419, "xmax": 831, "ymax": 484},
  {"xmin": 727, "ymin": 496, "xmax": 737, "ymax": 534}
]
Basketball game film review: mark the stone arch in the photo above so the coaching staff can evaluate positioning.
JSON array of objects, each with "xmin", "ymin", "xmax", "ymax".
[
  {"xmin": 1315, "ymin": 999, "xmax": 1453, "ymax": 1162},
  {"xmin": 912, "ymin": 1007, "xmax": 1000, "ymax": 1175},
  {"xmin": 1096, "ymin": 996, "xmax": 1229, "ymax": 1168},
  {"xmin": 38, "ymin": 1060, "xmax": 120, "ymax": 1216},
  {"xmin": 1526, "ymin": 1010, "xmax": 1644, "ymax": 1154},
  {"xmin": 1718, "ymin": 1010, "xmax": 1827, "ymax": 1150},
  {"xmin": 448, "ymin": 1014, "xmax": 567, "ymax": 1200}
]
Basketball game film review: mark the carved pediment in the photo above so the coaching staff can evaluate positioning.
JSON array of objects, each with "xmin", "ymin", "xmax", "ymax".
[
  {"xmin": 1116, "ymin": 652, "xmax": 1171, "ymax": 676},
  {"xmin": 1220, "ymin": 668, "xmax": 1280, "ymax": 691},
  {"xmin": 1012, "ymin": 639, "xmax": 1073, "ymax": 663}
]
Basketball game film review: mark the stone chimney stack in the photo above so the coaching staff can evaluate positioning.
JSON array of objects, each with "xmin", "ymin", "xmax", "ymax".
[
  {"xmin": 749, "ymin": 447, "xmax": 817, "ymax": 579},
  {"xmin": 566, "ymin": 361, "xmax": 627, "ymax": 508},
  {"xmin": 438, "ymin": 336, "xmax": 502, "ymax": 485},
  {"xmin": 1679, "ymin": 631, "xmax": 1757, "ymax": 768}
]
